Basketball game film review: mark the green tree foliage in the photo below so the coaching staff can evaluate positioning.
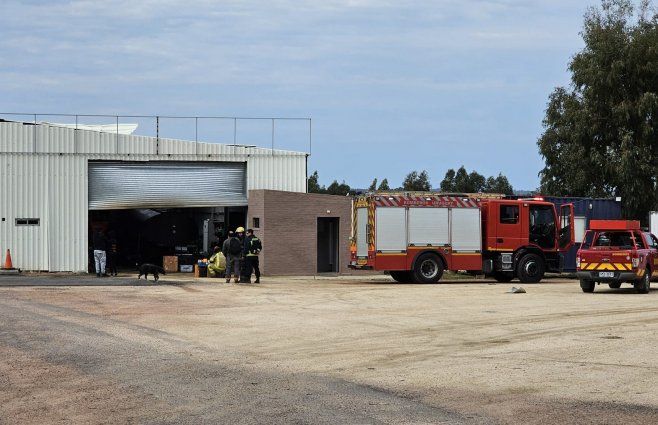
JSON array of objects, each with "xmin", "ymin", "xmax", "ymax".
[
  {"xmin": 377, "ymin": 178, "xmax": 390, "ymax": 191},
  {"xmin": 439, "ymin": 169, "xmax": 456, "ymax": 192},
  {"xmin": 326, "ymin": 180, "xmax": 351, "ymax": 195},
  {"xmin": 368, "ymin": 178, "xmax": 378, "ymax": 191},
  {"xmin": 402, "ymin": 170, "xmax": 431, "ymax": 191},
  {"xmin": 538, "ymin": 0, "xmax": 658, "ymax": 219},
  {"xmin": 485, "ymin": 174, "xmax": 514, "ymax": 195},
  {"xmin": 453, "ymin": 167, "xmax": 471, "ymax": 192},
  {"xmin": 307, "ymin": 171, "xmax": 325, "ymax": 193},
  {"xmin": 439, "ymin": 166, "xmax": 514, "ymax": 194}
]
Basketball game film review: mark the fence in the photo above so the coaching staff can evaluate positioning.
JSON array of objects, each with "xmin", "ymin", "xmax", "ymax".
[{"xmin": 0, "ymin": 113, "xmax": 312, "ymax": 155}]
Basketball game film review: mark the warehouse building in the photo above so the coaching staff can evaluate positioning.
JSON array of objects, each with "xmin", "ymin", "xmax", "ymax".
[{"xmin": 0, "ymin": 118, "xmax": 334, "ymax": 274}]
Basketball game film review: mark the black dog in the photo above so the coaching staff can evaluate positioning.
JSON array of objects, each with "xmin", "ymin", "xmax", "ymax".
[{"xmin": 138, "ymin": 264, "xmax": 166, "ymax": 282}]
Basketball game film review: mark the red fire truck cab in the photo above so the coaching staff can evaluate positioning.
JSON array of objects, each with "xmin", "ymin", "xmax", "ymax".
[{"xmin": 349, "ymin": 194, "xmax": 574, "ymax": 283}]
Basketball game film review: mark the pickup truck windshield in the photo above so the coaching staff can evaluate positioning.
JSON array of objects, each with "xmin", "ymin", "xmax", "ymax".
[{"xmin": 592, "ymin": 231, "xmax": 635, "ymax": 249}]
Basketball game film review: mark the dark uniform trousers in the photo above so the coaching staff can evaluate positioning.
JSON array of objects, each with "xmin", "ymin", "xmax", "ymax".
[{"xmin": 245, "ymin": 256, "xmax": 260, "ymax": 280}]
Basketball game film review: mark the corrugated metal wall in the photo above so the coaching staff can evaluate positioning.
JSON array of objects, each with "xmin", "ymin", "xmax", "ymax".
[
  {"xmin": 0, "ymin": 121, "xmax": 307, "ymax": 271},
  {"xmin": 0, "ymin": 153, "xmax": 88, "ymax": 271}
]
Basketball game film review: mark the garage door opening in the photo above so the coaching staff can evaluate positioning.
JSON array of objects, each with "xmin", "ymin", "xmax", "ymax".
[
  {"xmin": 87, "ymin": 160, "xmax": 249, "ymax": 273},
  {"xmin": 88, "ymin": 206, "xmax": 247, "ymax": 273},
  {"xmin": 317, "ymin": 217, "xmax": 339, "ymax": 273}
]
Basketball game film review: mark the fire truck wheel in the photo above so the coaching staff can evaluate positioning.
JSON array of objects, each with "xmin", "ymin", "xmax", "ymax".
[
  {"xmin": 390, "ymin": 271, "xmax": 414, "ymax": 283},
  {"xmin": 580, "ymin": 279, "xmax": 595, "ymax": 293},
  {"xmin": 413, "ymin": 253, "xmax": 444, "ymax": 284},
  {"xmin": 608, "ymin": 282, "xmax": 622, "ymax": 289},
  {"xmin": 634, "ymin": 269, "xmax": 651, "ymax": 294},
  {"xmin": 516, "ymin": 253, "xmax": 545, "ymax": 283},
  {"xmin": 492, "ymin": 272, "xmax": 514, "ymax": 283}
]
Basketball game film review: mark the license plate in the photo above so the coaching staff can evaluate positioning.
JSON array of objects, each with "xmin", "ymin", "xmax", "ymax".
[{"xmin": 598, "ymin": 271, "xmax": 615, "ymax": 278}]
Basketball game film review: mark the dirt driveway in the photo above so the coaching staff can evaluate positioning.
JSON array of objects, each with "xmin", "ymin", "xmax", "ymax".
[{"xmin": 1, "ymin": 274, "xmax": 658, "ymax": 424}]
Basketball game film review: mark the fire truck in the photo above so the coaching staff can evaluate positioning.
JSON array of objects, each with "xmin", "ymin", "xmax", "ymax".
[{"xmin": 349, "ymin": 193, "xmax": 574, "ymax": 283}]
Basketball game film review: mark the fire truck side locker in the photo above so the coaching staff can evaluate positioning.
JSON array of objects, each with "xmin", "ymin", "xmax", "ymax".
[
  {"xmin": 407, "ymin": 207, "xmax": 450, "ymax": 246},
  {"xmin": 450, "ymin": 207, "xmax": 483, "ymax": 270},
  {"xmin": 356, "ymin": 207, "xmax": 368, "ymax": 258}
]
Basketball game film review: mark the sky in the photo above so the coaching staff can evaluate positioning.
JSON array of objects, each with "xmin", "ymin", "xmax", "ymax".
[{"xmin": 0, "ymin": 0, "xmax": 593, "ymax": 190}]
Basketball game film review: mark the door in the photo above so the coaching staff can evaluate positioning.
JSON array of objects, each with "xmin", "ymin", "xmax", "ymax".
[
  {"xmin": 559, "ymin": 204, "xmax": 575, "ymax": 251},
  {"xmin": 496, "ymin": 203, "xmax": 523, "ymax": 250},
  {"xmin": 643, "ymin": 232, "xmax": 658, "ymax": 278},
  {"xmin": 356, "ymin": 208, "xmax": 368, "ymax": 257},
  {"xmin": 88, "ymin": 161, "xmax": 247, "ymax": 210},
  {"xmin": 317, "ymin": 217, "xmax": 339, "ymax": 273}
]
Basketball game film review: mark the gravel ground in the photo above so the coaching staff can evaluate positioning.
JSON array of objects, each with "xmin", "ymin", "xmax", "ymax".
[{"xmin": 2, "ymin": 273, "xmax": 658, "ymax": 424}]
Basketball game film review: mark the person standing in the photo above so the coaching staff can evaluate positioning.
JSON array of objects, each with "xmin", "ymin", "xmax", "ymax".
[
  {"xmin": 243, "ymin": 229, "xmax": 262, "ymax": 283},
  {"xmin": 107, "ymin": 230, "xmax": 118, "ymax": 276},
  {"xmin": 92, "ymin": 229, "xmax": 108, "ymax": 277},
  {"xmin": 224, "ymin": 228, "xmax": 244, "ymax": 283},
  {"xmin": 222, "ymin": 231, "xmax": 235, "ymax": 282}
]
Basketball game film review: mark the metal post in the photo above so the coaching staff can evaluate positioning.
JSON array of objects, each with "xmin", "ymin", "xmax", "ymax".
[
  {"xmin": 271, "ymin": 118, "xmax": 275, "ymax": 156},
  {"xmin": 33, "ymin": 114, "xmax": 37, "ymax": 152},
  {"xmin": 195, "ymin": 117, "xmax": 198, "ymax": 155},
  {"xmin": 156, "ymin": 116, "xmax": 159, "ymax": 154},
  {"xmin": 116, "ymin": 115, "xmax": 119, "ymax": 154},
  {"xmin": 233, "ymin": 118, "xmax": 237, "ymax": 146},
  {"xmin": 309, "ymin": 118, "xmax": 312, "ymax": 156},
  {"xmin": 74, "ymin": 115, "xmax": 78, "ymax": 154}
]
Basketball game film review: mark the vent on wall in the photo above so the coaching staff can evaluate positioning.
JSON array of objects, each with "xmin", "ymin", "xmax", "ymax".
[{"xmin": 16, "ymin": 218, "xmax": 40, "ymax": 226}]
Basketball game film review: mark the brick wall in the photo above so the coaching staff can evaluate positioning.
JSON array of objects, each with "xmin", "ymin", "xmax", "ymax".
[{"xmin": 247, "ymin": 190, "xmax": 352, "ymax": 276}]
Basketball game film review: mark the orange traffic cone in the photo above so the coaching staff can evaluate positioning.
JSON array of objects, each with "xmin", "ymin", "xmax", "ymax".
[{"xmin": 4, "ymin": 249, "xmax": 14, "ymax": 269}]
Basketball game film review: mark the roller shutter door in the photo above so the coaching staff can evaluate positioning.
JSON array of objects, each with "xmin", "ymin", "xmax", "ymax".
[
  {"xmin": 408, "ymin": 207, "xmax": 450, "ymax": 246},
  {"xmin": 88, "ymin": 161, "xmax": 247, "ymax": 210},
  {"xmin": 450, "ymin": 208, "xmax": 482, "ymax": 252},
  {"xmin": 375, "ymin": 207, "xmax": 407, "ymax": 252}
]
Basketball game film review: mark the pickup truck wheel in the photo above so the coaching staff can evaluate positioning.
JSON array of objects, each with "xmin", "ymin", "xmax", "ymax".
[
  {"xmin": 413, "ymin": 253, "xmax": 444, "ymax": 284},
  {"xmin": 580, "ymin": 279, "xmax": 595, "ymax": 293},
  {"xmin": 517, "ymin": 253, "xmax": 545, "ymax": 283},
  {"xmin": 493, "ymin": 272, "xmax": 514, "ymax": 283},
  {"xmin": 608, "ymin": 282, "xmax": 622, "ymax": 289},
  {"xmin": 390, "ymin": 271, "xmax": 414, "ymax": 283},
  {"xmin": 634, "ymin": 269, "xmax": 651, "ymax": 294}
]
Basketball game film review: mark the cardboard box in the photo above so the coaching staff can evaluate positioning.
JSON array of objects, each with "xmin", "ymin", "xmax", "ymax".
[{"xmin": 163, "ymin": 256, "xmax": 178, "ymax": 273}]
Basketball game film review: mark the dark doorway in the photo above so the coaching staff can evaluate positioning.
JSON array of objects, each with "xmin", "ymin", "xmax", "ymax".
[{"xmin": 317, "ymin": 217, "xmax": 339, "ymax": 273}]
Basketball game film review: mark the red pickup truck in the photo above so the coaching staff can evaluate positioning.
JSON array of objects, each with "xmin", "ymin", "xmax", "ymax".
[{"xmin": 576, "ymin": 220, "xmax": 658, "ymax": 293}]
